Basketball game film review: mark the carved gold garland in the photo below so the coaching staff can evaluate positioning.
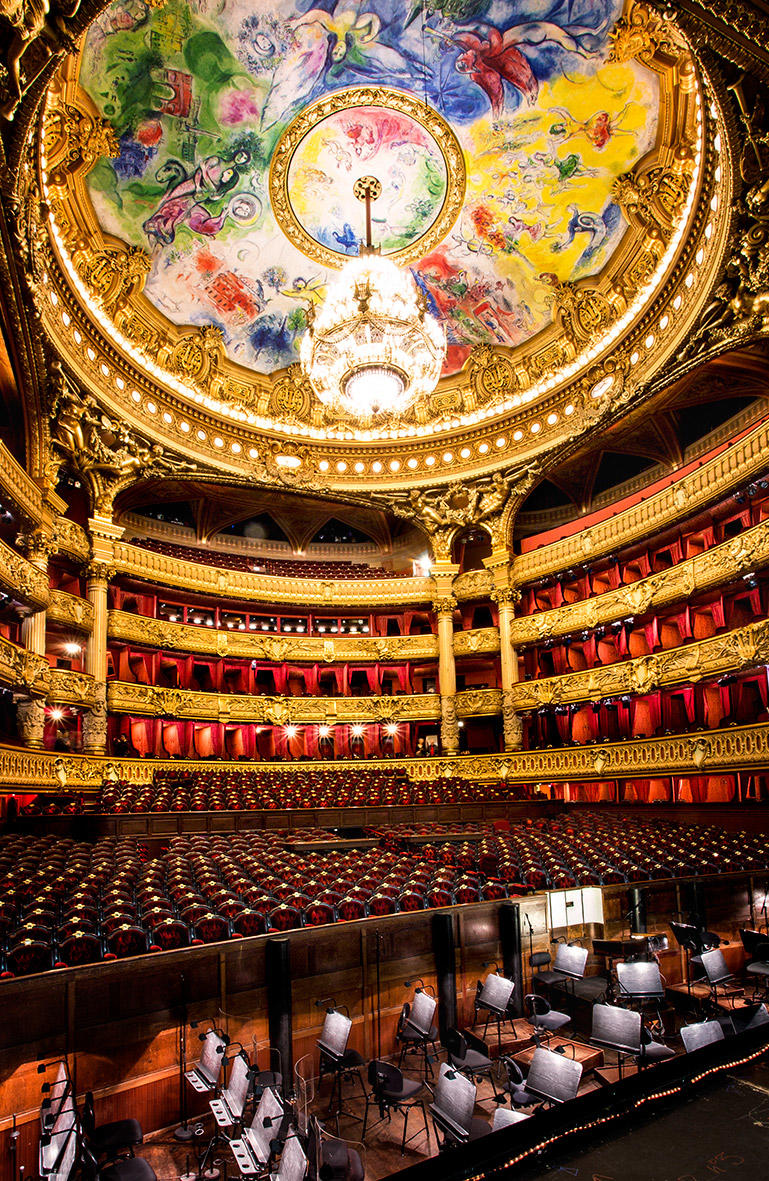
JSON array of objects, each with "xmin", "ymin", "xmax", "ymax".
[
  {"xmin": 23, "ymin": 5, "xmax": 724, "ymax": 496},
  {"xmin": 47, "ymin": 666, "xmax": 96, "ymax": 707},
  {"xmin": 3, "ymin": 721, "xmax": 769, "ymax": 792},
  {"xmin": 0, "ymin": 538, "xmax": 50, "ymax": 608},
  {"xmin": 0, "ymin": 635, "xmax": 50, "ymax": 697}
]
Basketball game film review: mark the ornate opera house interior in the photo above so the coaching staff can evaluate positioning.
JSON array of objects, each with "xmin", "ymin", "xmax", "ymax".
[{"xmin": 4, "ymin": 1, "xmax": 769, "ymax": 1179}]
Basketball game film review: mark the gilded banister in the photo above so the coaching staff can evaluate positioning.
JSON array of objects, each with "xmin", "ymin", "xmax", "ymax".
[
  {"xmin": 0, "ymin": 635, "xmax": 50, "ymax": 696},
  {"xmin": 106, "ymin": 681, "xmax": 442, "ymax": 724},
  {"xmin": 510, "ymin": 518, "xmax": 769, "ymax": 646},
  {"xmin": 49, "ymin": 589, "xmax": 94, "ymax": 632},
  {"xmin": 514, "ymin": 417, "xmax": 769, "ymax": 585},
  {"xmin": 0, "ymin": 538, "xmax": 50, "ymax": 609},
  {"xmin": 510, "ymin": 617, "xmax": 769, "ymax": 710},
  {"xmin": 4, "ymin": 721, "xmax": 769, "ymax": 792},
  {"xmin": 47, "ymin": 668, "xmax": 96, "ymax": 707},
  {"xmin": 112, "ymin": 541, "xmax": 434, "ymax": 607}
]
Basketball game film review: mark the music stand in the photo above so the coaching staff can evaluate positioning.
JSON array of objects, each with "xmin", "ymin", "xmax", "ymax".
[
  {"xmin": 524, "ymin": 1047, "xmax": 583, "ymax": 1108},
  {"xmin": 590, "ymin": 1004, "xmax": 642, "ymax": 1084},
  {"xmin": 401, "ymin": 991, "xmax": 439, "ymax": 1079},
  {"xmin": 317, "ymin": 1009, "xmax": 365, "ymax": 1125},
  {"xmin": 429, "ymin": 1063, "xmax": 481, "ymax": 1148},
  {"xmin": 186, "ymin": 1031, "xmax": 227, "ymax": 1094},
  {"xmin": 476, "ymin": 974, "xmax": 516, "ymax": 1049},
  {"xmin": 680, "ymin": 1020, "xmax": 725, "ymax": 1053},
  {"xmin": 230, "ymin": 1087, "xmax": 284, "ymax": 1176},
  {"xmin": 271, "ymin": 1134, "xmax": 307, "ymax": 1181},
  {"xmin": 39, "ymin": 1064, "xmax": 76, "ymax": 1181},
  {"xmin": 202, "ymin": 1051, "xmax": 252, "ymax": 1178},
  {"xmin": 491, "ymin": 1107, "xmax": 532, "ymax": 1131}
]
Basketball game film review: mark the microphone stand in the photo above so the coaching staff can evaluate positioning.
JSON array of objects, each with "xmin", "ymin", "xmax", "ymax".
[{"xmin": 175, "ymin": 973, "xmax": 195, "ymax": 1142}]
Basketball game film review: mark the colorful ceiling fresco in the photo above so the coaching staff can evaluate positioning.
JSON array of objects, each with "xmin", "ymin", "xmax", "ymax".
[{"xmin": 79, "ymin": 0, "xmax": 658, "ymax": 379}]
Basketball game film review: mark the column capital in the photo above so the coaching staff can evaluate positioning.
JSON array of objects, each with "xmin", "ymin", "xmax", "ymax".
[
  {"xmin": 16, "ymin": 528, "xmax": 56, "ymax": 565},
  {"xmin": 432, "ymin": 594, "xmax": 458, "ymax": 616},
  {"xmin": 491, "ymin": 586, "xmax": 520, "ymax": 607},
  {"xmin": 86, "ymin": 561, "xmax": 117, "ymax": 584}
]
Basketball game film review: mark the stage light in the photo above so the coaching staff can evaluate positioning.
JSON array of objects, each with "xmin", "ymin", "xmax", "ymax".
[
  {"xmin": 284, "ymin": 725, "xmax": 298, "ymax": 739},
  {"xmin": 48, "ymin": 708, "xmax": 64, "ymax": 722}
]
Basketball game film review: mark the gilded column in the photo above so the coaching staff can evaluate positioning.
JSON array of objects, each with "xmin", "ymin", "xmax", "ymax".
[
  {"xmin": 17, "ymin": 529, "xmax": 54, "ymax": 656},
  {"xmin": 83, "ymin": 561, "xmax": 113, "ymax": 753},
  {"xmin": 433, "ymin": 578, "xmax": 459, "ymax": 755},
  {"xmin": 487, "ymin": 548, "xmax": 522, "ymax": 752}
]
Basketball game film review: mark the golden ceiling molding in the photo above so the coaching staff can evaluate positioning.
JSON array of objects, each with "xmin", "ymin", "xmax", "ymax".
[
  {"xmin": 0, "ymin": 439, "xmax": 65, "ymax": 528},
  {"xmin": 112, "ymin": 539, "xmax": 433, "ymax": 608},
  {"xmin": 511, "ymin": 517, "xmax": 769, "ymax": 645},
  {"xmin": 47, "ymin": 587, "xmax": 93, "ymax": 631},
  {"xmin": 25, "ymin": 12, "xmax": 722, "ymax": 488},
  {"xmin": 3, "ymin": 719, "xmax": 769, "ymax": 792},
  {"xmin": 106, "ymin": 680, "xmax": 442, "ymax": 725},
  {"xmin": 0, "ymin": 635, "xmax": 49, "ymax": 696},
  {"xmin": 510, "ymin": 616, "xmax": 769, "ymax": 710},
  {"xmin": 107, "ymin": 608, "xmax": 440, "ymax": 662},
  {"xmin": 514, "ymin": 415, "xmax": 769, "ymax": 584},
  {"xmin": 47, "ymin": 666, "xmax": 95, "ymax": 707}
]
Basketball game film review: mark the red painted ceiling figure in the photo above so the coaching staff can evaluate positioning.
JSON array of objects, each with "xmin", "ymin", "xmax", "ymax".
[{"xmin": 441, "ymin": 19, "xmax": 608, "ymax": 116}]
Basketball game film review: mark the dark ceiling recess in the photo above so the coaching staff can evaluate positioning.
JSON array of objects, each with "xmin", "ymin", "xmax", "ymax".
[
  {"xmin": 519, "ymin": 479, "xmax": 574, "ymax": 514},
  {"xmin": 591, "ymin": 451, "xmax": 656, "ymax": 499},
  {"xmin": 137, "ymin": 501, "xmax": 197, "ymax": 529},
  {"xmin": 675, "ymin": 396, "xmax": 757, "ymax": 452},
  {"xmin": 224, "ymin": 513, "xmax": 289, "ymax": 542},
  {"xmin": 312, "ymin": 518, "xmax": 373, "ymax": 545}
]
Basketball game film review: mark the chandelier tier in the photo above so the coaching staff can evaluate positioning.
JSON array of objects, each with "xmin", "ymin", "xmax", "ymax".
[{"xmin": 299, "ymin": 176, "xmax": 446, "ymax": 419}]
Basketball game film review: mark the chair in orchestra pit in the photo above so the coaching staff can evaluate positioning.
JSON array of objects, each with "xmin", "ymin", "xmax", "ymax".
[
  {"xmin": 499, "ymin": 1056, "xmax": 537, "ymax": 1108},
  {"xmin": 81, "ymin": 1090, "xmax": 143, "ymax": 1160},
  {"xmin": 636, "ymin": 1023, "xmax": 675, "ymax": 1069},
  {"xmin": 80, "ymin": 1145, "xmax": 157, "ymax": 1181},
  {"xmin": 445, "ymin": 1028, "xmax": 502, "ymax": 1102},
  {"xmin": 740, "ymin": 931, "xmax": 769, "ymax": 1000},
  {"xmin": 362, "ymin": 1060, "xmax": 430, "ymax": 1156},
  {"xmin": 523, "ymin": 994, "xmax": 570, "ymax": 1047},
  {"xmin": 474, "ymin": 972, "xmax": 518, "ymax": 1050},
  {"xmin": 700, "ymin": 949, "xmax": 744, "ymax": 1014}
]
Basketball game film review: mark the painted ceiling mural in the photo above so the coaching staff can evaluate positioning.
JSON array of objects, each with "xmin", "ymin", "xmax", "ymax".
[{"xmin": 79, "ymin": 0, "xmax": 658, "ymax": 379}]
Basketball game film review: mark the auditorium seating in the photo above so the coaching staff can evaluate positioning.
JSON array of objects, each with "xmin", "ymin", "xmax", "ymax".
[
  {"xmin": 0, "ymin": 815, "xmax": 766, "ymax": 976},
  {"xmin": 132, "ymin": 538, "xmax": 405, "ymax": 579}
]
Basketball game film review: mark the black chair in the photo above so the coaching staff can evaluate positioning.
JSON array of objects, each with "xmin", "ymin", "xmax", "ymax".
[
  {"xmin": 740, "ymin": 932, "xmax": 769, "ymax": 999},
  {"xmin": 499, "ymin": 1056, "xmax": 537, "ymax": 1107},
  {"xmin": 524, "ymin": 993, "xmax": 570, "ymax": 1046},
  {"xmin": 636, "ymin": 1024, "xmax": 675, "ymax": 1069},
  {"xmin": 362, "ymin": 1060, "xmax": 430, "ymax": 1155},
  {"xmin": 445, "ymin": 1028, "xmax": 502, "ymax": 1101},
  {"xmin": 81, "ymin": 1090, "xmax": 143, "ymax": 1159},
  {"xmin": 700, "ymin": 949, "xmax": 743, "ymax": 1013},
  {"xmin": 80, "ymin": 1144, "xmax": 156, "ymax": 1181}
]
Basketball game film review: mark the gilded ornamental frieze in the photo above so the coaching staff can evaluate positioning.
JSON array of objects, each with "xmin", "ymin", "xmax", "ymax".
[
  {"xmin": 107, "ymin": 609, "xmax": 439, "ymax": 662},
  {"xmin": 47, "ymin": 667, "xmax": 96, "ymax": 707},
  {"xmin": 453, "ymin": 628, "xmax": 501, "ymax": 658},
  {"xmin": 0, "ymin": 636, "xmax": 50, "ymax": 696},
  {"xmin": 3, "ymin": 720, "xmax": 769, "ymax": 793},
  {"xmin": 48, "ymin": 588, "xmax": 93, "ymax": 632},
  {"xmin": 510, "ymin": 518, "xmax": 769, "ymax": 646},
  {"xmin": 510, "ymin": 618, "xmax": 769, "ymax": 710},
  {"xmin": 0, "ymin": 538, "xmax": 50, "ymax": 608},
  {"xmin": 106, "ymin": 681, "xmax": 442, "ymax": 725},
  {"xmin": 454, "ymin": 688, "xmax": 503, "ymax": 717}
]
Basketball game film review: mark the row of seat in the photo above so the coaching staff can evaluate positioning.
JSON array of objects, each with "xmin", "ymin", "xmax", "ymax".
[{"xmin": 133, "ymin": 538, "xmax": 404, "ymax": 579}]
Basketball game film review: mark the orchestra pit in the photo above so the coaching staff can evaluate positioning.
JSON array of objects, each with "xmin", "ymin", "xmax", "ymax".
[{"xmin": 2, "ymin": 1, "xmax": 769, "ymax": 1179}]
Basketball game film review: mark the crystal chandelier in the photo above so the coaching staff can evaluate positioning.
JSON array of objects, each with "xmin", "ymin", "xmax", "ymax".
[{"xmin": 299, "ymin": 177, "xmax": 445, "ymax": 419}]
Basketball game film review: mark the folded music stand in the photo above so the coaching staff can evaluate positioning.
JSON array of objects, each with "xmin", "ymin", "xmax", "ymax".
[
  {"xmin": 186, "ymin": 1030, "xmax": 227, "ymax": 1094},
  {"xmin": 428, "ymin": 1063, "xmax": 477, "ymax": 1148},
  {"xmin": 680, "ymin": 1020, "xmax": 725, "ymax": 1053},
  {"xmin": 230, "ymin": 1086, "xmax": 284, "ymax": 1176},
  {"xmin": 553, "ymin": 943, "xmax": 588, "ymax": 980},
  {"xmin": 402, "ymin": 990, "xmax": 439, "ymax": 1079},
  {"xmin": 700, "ymin": 949, "xmax": 743, "ymax": 1012},
  {"xmin": 270, "ymin": 1134, "xmax": 307, "ymax": 1181},
  {"xmin": 524, "ymin": 1047, "xmax": 583, "ymax": 1108},
  {"xmin": 590, "ymin": 1003, "xmax": 642, "ymax": 1084},
  {"xmin": 476, "ymin": 973, "xmax": 517, "ymax": 1049}
]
